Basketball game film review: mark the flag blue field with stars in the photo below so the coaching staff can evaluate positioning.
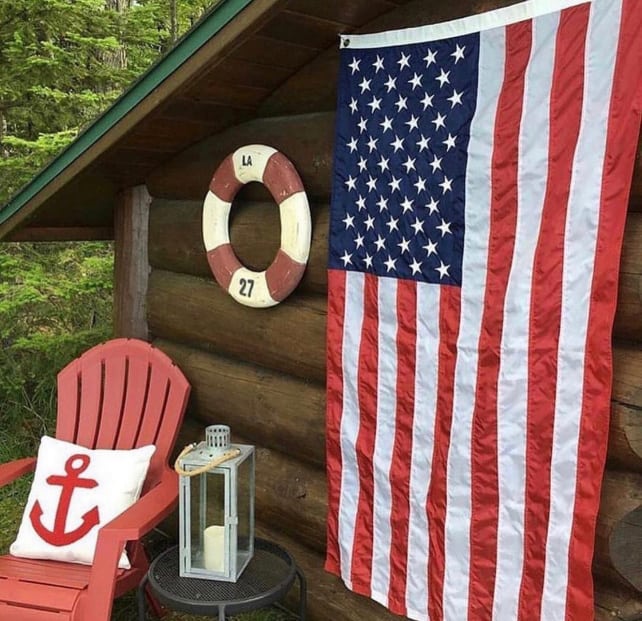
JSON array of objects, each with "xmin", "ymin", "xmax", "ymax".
[{"xmin": 328, "ymin": 34, "xmax": 479, "ymax": 286}]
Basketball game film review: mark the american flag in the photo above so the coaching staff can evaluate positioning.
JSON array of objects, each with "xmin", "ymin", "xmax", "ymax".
[{"xmin": 325, "ymin": 1, "xmax": 642, "ymax": 620}]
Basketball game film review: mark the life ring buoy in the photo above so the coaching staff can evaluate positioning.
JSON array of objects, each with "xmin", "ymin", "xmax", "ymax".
[{"xmin": 202, "ymin": 145, "xmax": 311, "ymax": 308}]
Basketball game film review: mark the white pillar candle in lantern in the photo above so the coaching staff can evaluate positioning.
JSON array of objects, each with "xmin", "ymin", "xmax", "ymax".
[
  {"xmin": 203, "ymin": 525, "xmax": 225, "ymax": 572},
  {"xmin": 176, "ymin": 424, "xmax": 255, "ymax": 582}
]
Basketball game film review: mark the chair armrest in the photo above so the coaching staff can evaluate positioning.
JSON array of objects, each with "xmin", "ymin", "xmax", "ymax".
[
  {"xmin": 0, "ymin": 457, "xmax": 36, "ymax": 487},
  {"xmin": 99, "ymin": 468, "xmax": 178, "ymax": 541},
  {"xmin": 85, "ymin": 468, "xmax": 178, "ymax": 620}
]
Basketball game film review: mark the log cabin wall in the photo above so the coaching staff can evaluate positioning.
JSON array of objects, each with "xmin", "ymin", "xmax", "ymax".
[{"xmin": 142, "ymin": 1, "xmax": 642, "ymax": 619}]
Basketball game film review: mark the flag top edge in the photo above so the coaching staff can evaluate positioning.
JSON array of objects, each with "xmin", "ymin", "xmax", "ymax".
[{"xmin": 339, "ymin": 0, "xmax": 591, "ymax": 49}]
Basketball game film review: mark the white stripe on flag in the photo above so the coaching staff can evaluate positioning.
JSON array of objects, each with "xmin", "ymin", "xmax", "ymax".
[
  {"xmin": 338, "ymin": 271, "xmax": 366, "ymax": 584},
  {"xmin": 371, "ymin": 277, "xmax": 399, "ymax": 605},
  {"xmin": 406, "ymin": 283, "xmax": 442, "ymax": 620},
  {"xmin": 341, "ymin": 0, "xmax": 589, "ymax": 49},
  {"xmin": 540, "ymin": 0, "xmax": 623, "ymax": 617},
  {"xmin": 492, "ymin": 11, "xmax": 558, "ymax": 621},
  {"xmin": 442, "ymin": 25, "xmax": 506, "ymax": 620}
]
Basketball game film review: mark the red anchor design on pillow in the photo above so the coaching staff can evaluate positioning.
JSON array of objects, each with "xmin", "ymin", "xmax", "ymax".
[{"xmin": 29, "ymin": 453, "xmax": 100, "ymax": 546}]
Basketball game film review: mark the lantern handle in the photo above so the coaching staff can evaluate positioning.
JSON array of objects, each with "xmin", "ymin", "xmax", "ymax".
[{"xmin": 173, "ymin": 443, "xmax": 242, "ymax": 477}]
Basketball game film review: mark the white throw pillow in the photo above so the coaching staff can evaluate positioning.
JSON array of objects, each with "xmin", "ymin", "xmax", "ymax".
[{"xmin": 10, "ymin": 436, "xmax": 155, "ymax": 569}]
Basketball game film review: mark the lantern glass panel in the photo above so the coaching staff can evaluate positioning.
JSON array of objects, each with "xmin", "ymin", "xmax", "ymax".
[
  {"xmin": 191, "ymin": 469, "xmax": 227, "ymax": 573},
  {"xmin": 236, "ymin": 452, "xmax": 254, "ymax": 570}
]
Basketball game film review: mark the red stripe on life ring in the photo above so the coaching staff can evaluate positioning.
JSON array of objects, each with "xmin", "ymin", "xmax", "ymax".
[
  {"xmin": 263, "ymin": 152, "xmax": 305, "ymax": 203},
  {"xmin": 265, "ymin": 249, "xmax": 306, "ymax": 302},
  {"xmin": 209, "ymin": 155, "xmax": 243, "ymax": 202},
  {"xmin": 206, "ymin": 244, "xmax": 241, "ymax": 291}
]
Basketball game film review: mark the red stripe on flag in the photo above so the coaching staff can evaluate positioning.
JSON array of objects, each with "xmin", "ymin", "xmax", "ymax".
[
  {"xmin": 428, "ymin": 285, "xmax": 462, "ymax": 621},
  {"xmin": 566, "ymin": 1, "xmax": 642, "ymax": 618},
  {"xmin": 518, "ymin": 6, "xmax": 590, "ymax": 620},
  {"xmin": 387, "ymin": 279, "xmax": 418, "ymax": 614},
  {"xmin": 350, "ymin": 273, "xmax": 379, "ymax": 593},
  {"xmin": 325, "ymin": 269, "xmax": 347, "ymax": 574},
  {"xmin": 467, "ymin": 21, "xmax": 532, "ymax": 621}
]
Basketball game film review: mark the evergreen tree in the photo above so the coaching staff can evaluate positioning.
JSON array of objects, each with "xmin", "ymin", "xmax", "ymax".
[
  {"xmin": 0, "ymin": 1, "xmax": 220, "ymax": 457},
  {"xmin": 0, "ymin": 0, "xmax": 217, "ymax": 204},
  {"xmin": 0, "ymin": 0, "xmax": 127, "ymax": 201}
]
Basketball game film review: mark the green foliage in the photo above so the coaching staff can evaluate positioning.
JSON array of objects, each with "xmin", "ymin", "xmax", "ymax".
[
  {"xmin": 0, "ymin": 0, "xmax": 221, "ymax": 204},
  {"xmin": 0, "ymin": 242, "xmax": 114, "ymax": 458}
]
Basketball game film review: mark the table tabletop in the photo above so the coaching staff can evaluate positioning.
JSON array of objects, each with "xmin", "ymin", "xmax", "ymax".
[{"xmin": 139, "ymin": 538, "xmax": 306, "ymax": 620}]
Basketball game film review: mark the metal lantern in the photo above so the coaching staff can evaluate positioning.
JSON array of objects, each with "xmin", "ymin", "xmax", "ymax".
[{"xmin": 177, "ymin": 424, "xmax": 255, "ymax": 581}]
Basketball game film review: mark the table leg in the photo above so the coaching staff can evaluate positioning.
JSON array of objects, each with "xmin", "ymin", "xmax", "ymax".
[
  {"xmin": 137, "ymin": 574, "xmax": 148, "ymax": 621},
  {"xmin": 218, "ymin": 604, "xmax": 226, "ymax": 621},
  {"xmin": 296, "ymin": 566, "xmax": 307, "ymax": 621}
]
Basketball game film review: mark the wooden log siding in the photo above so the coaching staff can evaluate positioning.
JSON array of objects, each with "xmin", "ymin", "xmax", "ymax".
[
  {"xmin": 144, "ymin": 33, "xmax": 642, "ymax": 610},
  {"xmin": 147, "ymin": 270, "xmax": 326, "ymax": 383},
  {"xmin": 594, "ymin": 584, "xmax": 642, "ymax": 621},
  {"xmin": 594, "ymin": 471, "xmax": 642, "ymax": 592},
  {"xmin": 157, "ymin": 339, "xmax": 326, "ymax": 468}
]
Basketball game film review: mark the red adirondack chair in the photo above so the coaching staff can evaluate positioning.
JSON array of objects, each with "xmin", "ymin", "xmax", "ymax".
[{"xmin": 0, "ymin": 338, "xmax": 190, "ymax": 620}]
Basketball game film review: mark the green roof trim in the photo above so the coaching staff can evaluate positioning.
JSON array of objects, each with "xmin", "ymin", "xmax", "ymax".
[{"xmin": 0, "ymin": 0, "xmax": 253, "ymax": 227}]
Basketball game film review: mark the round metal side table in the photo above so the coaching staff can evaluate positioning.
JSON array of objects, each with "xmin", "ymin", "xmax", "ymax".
[{"xmin": 138, "ymin": 538, "xmax": 306, "ymax": 621}]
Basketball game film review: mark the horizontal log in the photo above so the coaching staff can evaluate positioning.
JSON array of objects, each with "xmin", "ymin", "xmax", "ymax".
[
  {"xmin": 148, "ymin": 198, "xmax": 329, "ymax": 293},
  {"xmin": 614, "ymin": 273, "xmax": 642, "ymax": 342},
  {"xmin": 147, "ymin": 270, "xmax": 326, "ymax": 383},
  {"xmin": 613, "ymin": 345, "xmax": 642, "ymax": 407},
  {"xmin": 621, "ymin": 214, "xmax": 642, "ymax": 273},
  {"xmin": 615, "ymin": 213, "xmax": 642, "ymax": 340},
  {"xmin": 594, "ymin": 471, "xmax": 642, "ymax": 592},
  {"xmin": 610, "ymin": 504, "xmax": 642, "ymax": 594},
  {"xmin": 156, "ymin": 339, "xmax": 326, "ymax": 468},
  {"xmin": 175, "ymin": 415, "xmax": 327, "ymax": 555},
  {"xmin": 594, "ymin": 583, "xmax": 642, "ymax": 621},
  {"xmin": 146, "ymin": 112, "xmax": 336, "ymax": 201},
  {"xmin": 609, "ymin": 346, "xmax": 642, "ymax": 470},
  {"xmin": 608, "ymin": 402, "xmax": 642, "ymax": 473}
]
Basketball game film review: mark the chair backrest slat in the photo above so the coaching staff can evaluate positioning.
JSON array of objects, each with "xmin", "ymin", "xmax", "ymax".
[
  {"xmin": 136, "ymin": 367, "xmax": 171, "ymax": 447},
  {"xmin": 95, "ymin": 354, "xmax": 128, "ymax": 448},
  {"xmin": 115, "ymin": 354, "xmax": 150, "ymax": 449},
  {"xmin": 75, "ymin": 357, "xmax": 104, "ymax": 447},
  {"xmin": 56, "ymin": 365, "xmax": 81, "ymax": 443}
]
